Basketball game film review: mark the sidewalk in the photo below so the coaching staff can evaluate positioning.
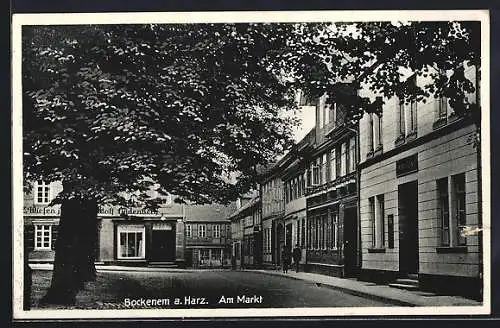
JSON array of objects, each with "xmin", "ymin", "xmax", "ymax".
[
  {"xmin": 29, "ymin": 263, "xmax": 229, "ymax": 273},
  {"xmin": 247, "ymin": 269, "xmax": 482, "ymax": 307}
]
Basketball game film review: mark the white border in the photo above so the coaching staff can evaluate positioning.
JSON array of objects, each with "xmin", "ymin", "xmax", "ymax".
[{"xmin": 12, "ymin": 10, "xmax": 491, "ymax": 319}]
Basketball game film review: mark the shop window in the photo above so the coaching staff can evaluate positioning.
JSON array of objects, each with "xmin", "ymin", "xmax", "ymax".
[
  {"xmin": 331, "ymin": 211, "xmax": 339, "ymax": 249},
  {"xmin": 34, "ymin": 180, "xmax": 51, "ymax": 204},
  {"xmin": 200, "ymin": 249, "xmax": 210, "ymax": 264},
  {"xmin": 117, "ymin": 225, "xmax": 145, "ymax": 259},
  {"xmin": 34, "ymin": 224, "xmax": 52, "ymax": 250}
]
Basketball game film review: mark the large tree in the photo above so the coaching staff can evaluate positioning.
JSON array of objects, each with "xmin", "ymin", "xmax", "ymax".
[
  {"xmin": 22, "ymin": 23, "xmax": 304, "ymax": 305},
  {"xmin": 23, "ymin": 21, "xmax": 482, "ymax": 306}
]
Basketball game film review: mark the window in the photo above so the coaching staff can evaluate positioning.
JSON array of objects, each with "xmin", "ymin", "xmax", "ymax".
[
  {"xmin": 200, "ymin": 249, "xmax": 210, "ymax": 264},
  {"xmin": 341, "ymin": 142, "xmax": 347, "ymax": 177},
  {"xmin": 34, "ymin": 224, "xmax": 52, "ymax": 250},
  {"xmin": 438, "ymin": 96, "xmax": 448, "ymax": 119},
  {"xmin": 368, "ymin": 113, "xmax": 374, "ymax": 153},
  {"xmin": 318, "ymin": 95, "xmax": 325, "ymax": 128},
  {"xmin": 335, "ymin": 145, "xmax": 341, "ymax": 178},
  {"xmin": 35, "ymin": 181, "xmax": 50, "ymax": 204},
  {"xmin": 349, "ymin": 137, "xmax": 356, "ymax": 173},
  {"xmin": 212, "ymin": 249, "xmax": 222, "ymax": 262},
  {"xmin": 437, "ymin": 178, "xmax": 450, "ymax": 246},
  {"xmin": 213, "ymin": 224, "xmax": 220, "ymax": 238},
  {"xmin": 322, "ymin": 154, "xmax": 328, "ymax": 184},
  {"xmin": 312, "ymin": 162, "xmax": 320, "ymax": 186},
  {"xmin": 330, "ymin": 148, "xmax": 336, "ymax": 181},
  {"xmin": 331, "ymin": 211, "xmax": 339, "ymax": 249},
  {"xmin": 329, "ymin": 102, "xmax": 337, "ymax": 126},
  {"xmin": 376, "ymin": 114, "xmax": 383, "ymax": 147},
  {"xmin": 117, "ymin": 225, "xmax": 145, "ymax": 259},
  {"xmin": 397, "ymin": 75, "xmax": 417, "ymax": 139},
  {"xmin": 370, "ymin": 195, "xmax": 385, "ymax": 248},
  {"xmin": 301, "ymin": 218, "xmax": 306, "ymax": 247},
  {"xmin": 369, "ymin": 197, "xmax": 376, "ymax": 248},
  {"xmin": 198, "ymin": 224, "xmax": 206, "ymax": 238},
  {"xmin": 398, "ymin": 98, "xmax": 406, "ymax": 136},
  {"xmin": 453, "ymin": 174, "xmax": 467, "ymax": 246},
  {"xmin": 437, "ymin": 174, "xmax": 467, "ymax": 247},
  {"xmin": 409, "ymin": 99, "xmax": 417, "ymax": 133},
  {"xmin": 186, "ymin": 224, "xmax": 192, "ymax": 238}
]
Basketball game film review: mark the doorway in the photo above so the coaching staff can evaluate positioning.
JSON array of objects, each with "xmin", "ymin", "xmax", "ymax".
[
  {"xmin": 151, "ymin": 225, "xmax": 176, "ymax": 262},
  {"xmin": 285, "ymin": 223, "xmax": 293, "ymax": 250},
  {"xmin": 398, "ymin": 181, "xmax": 419, "ymax": 275},
  {"xmin": 343, "ymin": 206, "xmax": 358, "ymax": 276},
  {"xmin": 276, "ymin": 222, "xmax": 284, "ymax": 266}
]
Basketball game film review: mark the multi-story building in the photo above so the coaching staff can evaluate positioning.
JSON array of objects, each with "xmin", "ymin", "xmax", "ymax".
[
  {"xmin": 228, "ymin": 193, "xmax": 260, "ymax": 269},
  {"xmin": 183, "ymin": 203, "xmax": 235, "ymax": 268},
  {"xmin": 281, "ymin": 128, "xmax": 315, "ymax": 270},
  {"xmin": 260, "ymin": 168, "xmax": 285, "ymax": 268},
  {"xmin": 24, "ymin": 180, "xmax": 234, "ymax": 268},
  {"xmin": 303, "ymin": 92, "xmax": 360, "ymax": 277},
  {"xmin": 357, "ymin": 64, "xmax": 481, "ymax": 298}
]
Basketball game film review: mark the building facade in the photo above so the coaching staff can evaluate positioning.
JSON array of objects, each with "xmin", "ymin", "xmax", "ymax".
[
  {"xmin": 260, "ymin": 170, "xmax": 285, "ymax": 268},
  {"xmin": 281, "ymin": 128, "xmax": 315, "ymax": 270},
  {"xmin": 183, "ymin": 203, "xmax": 235, "ymax": 268},
  {"xmin": 228, "ymin": 193, "xmax": 261, "ymax": 269},
  {"xmin": 357, "ymin": 64, "xmax": 481, "ymax": 298},
  {"xmin": 302, "ymin": 93, "xmax": 360, "ymax": 277},
  {"xmin": 24, "ymin": 181, "xmax": 235, "ymax": 268}
]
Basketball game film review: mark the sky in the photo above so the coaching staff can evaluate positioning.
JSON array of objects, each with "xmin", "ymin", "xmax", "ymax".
[{"xmin": 293, "ymin": 105, "xmax": 316, "ymax": 142}]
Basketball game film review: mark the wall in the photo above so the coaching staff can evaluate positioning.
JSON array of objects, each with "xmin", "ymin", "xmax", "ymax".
[{"xmin": 360, "ymin": 124, "xmax": 479, "ymax": 277}]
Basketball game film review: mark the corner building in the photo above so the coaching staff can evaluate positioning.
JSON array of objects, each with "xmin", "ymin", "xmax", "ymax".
[
  {"xmin": 357, "ymin": 65, "xmax": 482, "ymax": 299},
  {"xmin": 24, "ymin": 181, "xmax": 235, "ymax": 269}
]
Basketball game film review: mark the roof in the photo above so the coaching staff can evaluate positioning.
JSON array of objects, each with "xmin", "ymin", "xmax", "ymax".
[
  {"xmin": 228, "ymin": 196, "xmax": 260, "ymax": 221},
  {"xmin": 183, "ymin": 202, "xmax": 238, "ymax": 222}
]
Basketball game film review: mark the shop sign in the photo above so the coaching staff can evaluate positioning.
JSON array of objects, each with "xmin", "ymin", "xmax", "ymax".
[
  {"xmin": 23, "ymin": 206, "xmax": 60, "ymax": 216},
  {"xmin": 396, "ymin": 154, "xmax": 418, "ymax": 177}
]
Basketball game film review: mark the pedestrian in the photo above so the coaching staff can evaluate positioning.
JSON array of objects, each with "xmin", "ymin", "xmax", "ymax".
[
  {"xmin": 281, "ymin": 246, "xmax": 291, "ymax": 273},
  {"xmin": 292, "ymin": 244, "xmax": 301, "ymax": 273}
]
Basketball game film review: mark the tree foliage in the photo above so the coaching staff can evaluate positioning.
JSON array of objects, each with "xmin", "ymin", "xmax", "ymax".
[
  {"xmin": 23, "ymin": 23, "xmax": 302, "ymax": 206},
  {"xmin": 287, "ymin": 21, "xmax": 480, "ymax": 126}
]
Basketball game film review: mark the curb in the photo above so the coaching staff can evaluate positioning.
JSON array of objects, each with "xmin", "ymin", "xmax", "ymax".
[{"xmin": 245, "ymin": 270, "xmax": 416, "ymax": 307}]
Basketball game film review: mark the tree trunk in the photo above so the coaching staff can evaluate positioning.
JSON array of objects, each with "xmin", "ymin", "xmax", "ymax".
[{"xmin": 40, "ymin": 198, "xmax": 99, "ymax": 305}]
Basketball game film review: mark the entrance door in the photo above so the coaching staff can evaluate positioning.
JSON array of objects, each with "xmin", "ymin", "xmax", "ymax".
[
  {"xmin": 151, "ymin": 228, "xmax": 175, "ymax": 262},
  {"xmin": 276, "ymin": 222, "xmax": 284, "ymax": 266},
  {"xmin": 285, "ymin": 223, "xmax": 293, "ymax": 250},
  {"xmin": 398, "ymin": 181, "xmax": 419, "ymax": 275},
  {"xmin": 343, "ymin": 206, "xmax": 358, "ymax": 276}
]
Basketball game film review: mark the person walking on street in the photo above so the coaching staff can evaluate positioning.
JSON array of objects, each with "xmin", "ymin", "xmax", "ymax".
[
  {"xmin": 292, "ymin": 244, "xmax": 301, "ymax": 273},
  {"xmin": 281, "ymin": 246, "xmax": 291, "ymax": 273}
]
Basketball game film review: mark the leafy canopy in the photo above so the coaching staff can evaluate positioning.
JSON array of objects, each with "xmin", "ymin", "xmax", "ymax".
[
  {"xmin": 23, "ymin": 24, "xmax": 303, "ymax": 206},
  {"xmin": 286, "ymin": 21, "xmax": 480, "ymax": 125}
]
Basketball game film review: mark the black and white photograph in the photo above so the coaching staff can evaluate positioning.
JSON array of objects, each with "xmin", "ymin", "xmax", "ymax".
[{"xmin": 11, "ymin": 10, "xmax": 491, "ymax": 319}]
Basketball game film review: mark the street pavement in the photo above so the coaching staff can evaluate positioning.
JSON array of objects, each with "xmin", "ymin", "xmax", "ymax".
[
  {"xmin": 29, "ymin": 264, "xmax": 482, "ymax": 309},
  {"xmin": 30, "ymin": 267, "xmax": 394, "ymax": 309}
]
